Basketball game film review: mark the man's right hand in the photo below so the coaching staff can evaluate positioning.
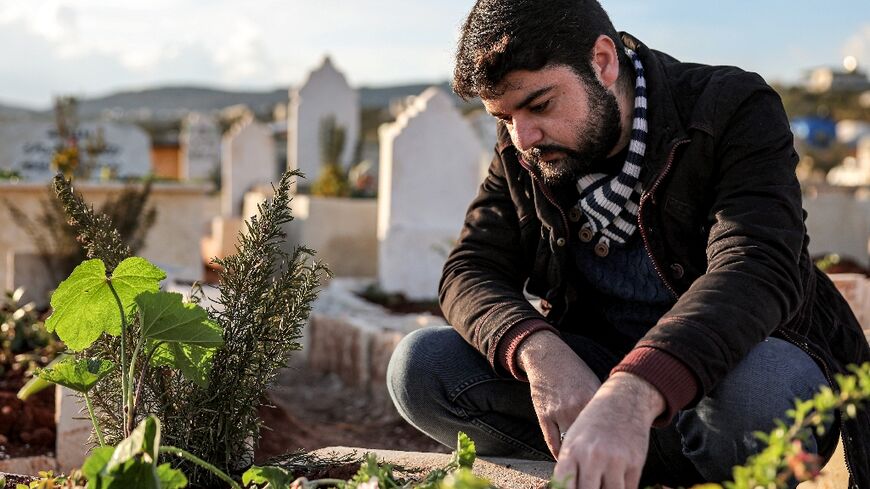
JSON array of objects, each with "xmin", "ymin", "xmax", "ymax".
[{"xmin": 517, "ymin": 330, "xmax": 602, "ymax": 459}]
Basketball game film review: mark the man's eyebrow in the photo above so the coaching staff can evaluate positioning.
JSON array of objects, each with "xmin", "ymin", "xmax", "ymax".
[
  {"xmin": 489, "ymin": 86, "xmax": 555, "ymax": 119},
  {"xmin": 514, "ymin": 86, "xmax": 554, "ymax": 111}
]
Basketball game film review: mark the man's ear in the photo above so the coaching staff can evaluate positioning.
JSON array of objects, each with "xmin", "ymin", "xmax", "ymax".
[{"xmin": 590, "ymin": 34, "xmax": 619, "ymax": 89}]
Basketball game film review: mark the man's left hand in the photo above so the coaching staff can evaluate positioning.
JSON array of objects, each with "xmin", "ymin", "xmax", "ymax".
[{"xmin": 552, "ymin": 372, "xmax": 665, "ymax": 489}]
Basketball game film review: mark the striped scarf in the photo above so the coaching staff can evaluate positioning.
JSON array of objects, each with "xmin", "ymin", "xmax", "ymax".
[{"xmin": 575, "ymin": 48, "xmax": 647, "ymax": 257}]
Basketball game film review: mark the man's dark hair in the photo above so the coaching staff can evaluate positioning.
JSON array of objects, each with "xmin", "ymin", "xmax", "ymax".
[{"xmin": 453, "ymin": 0, "xmax": 632, "ymax": 100}]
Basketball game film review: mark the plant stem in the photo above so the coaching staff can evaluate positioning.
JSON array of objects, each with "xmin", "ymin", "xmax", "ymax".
[
  {"xmin": 159, "ymin": 445, "xmax": 241, "ymax": 489},
  {"xmin": 84, "ymin": 392, "xmax": 106, "ymax": 447},
  {"xmin": 106, "ymin": 280, "xmax": 130, "ymax": 436},
  {"xmin": 126, "ymin": 338, "xmax": 145, "ymax": 434},
  {"xmin": 129, "ymin": 342, "xmax": 162, "ymax": 427}
]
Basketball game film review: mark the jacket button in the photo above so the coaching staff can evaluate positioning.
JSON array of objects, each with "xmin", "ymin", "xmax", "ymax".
[
  {"xmin": 568, "ymin": 208, "xmax": 582, "ymax": 222},
  {"xmin": 670, "ymin": 263, "xmax": 685, "ymax": 279},
  {"xmin": 579, "ymin": 228, "xmax": 594, "ymax": 242},
  {"xmin": 594, "ymin": 242, "xmax": 610, "ymax": 257},
  {"xmin": 556, "ymin": 237, "xmax": 566, "ymax": 247}
]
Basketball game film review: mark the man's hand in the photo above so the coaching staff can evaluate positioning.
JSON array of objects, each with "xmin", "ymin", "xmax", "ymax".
[
  {"xmin": 517, "ymin": 330, "xmax": 602, "ymax": 458},
  {"xmin": 552, "ymin": 372, "xmax": 665, "ymax": 489}
]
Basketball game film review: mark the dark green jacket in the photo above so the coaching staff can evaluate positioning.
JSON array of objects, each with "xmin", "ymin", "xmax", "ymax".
[{"xmin": 439, "ymin": 33, "xmax": 870, "ymax": 486}]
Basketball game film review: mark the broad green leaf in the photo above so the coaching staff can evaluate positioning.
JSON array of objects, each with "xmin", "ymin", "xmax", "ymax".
[
  {"xmin": 156, "ymin": 463, "xmax": 188, "ymax": 489},
  {"xmin": 136, "ymin": 291, "xmax": 222, "ymax": 346},
  {"xmin": 46, "ymin": 258, "xmax": 165, "ymax": 351},
  {"xmin": 106, "ymin": 416, "xmax": 161, "ymax": 473},
  {"xmin": 242, "ymin": 465, "xmax": 293, "ymax": 487},
  {"xmin": 102, "ymin": 459, "xmax": 160, "ymax": 489},
  {"xmin": 36, "ymin": 357, "xmax": 115, "ymax": 393},
  {"xmin": 150, "ymin": 341, "xmax": 216, "ymax": 388},
  {"xmin": 82, "ymin": 446, "xmax": 115, "ymax": 484}
]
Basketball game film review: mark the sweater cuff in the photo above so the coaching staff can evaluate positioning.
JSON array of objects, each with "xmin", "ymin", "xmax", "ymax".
[
  {"xmin": 611, "ymin": 347, "xmax": 699, "ymax": 427},
  {"xmin": 495, "ymin": 319, "xmax": 559, "ymax": 381}
]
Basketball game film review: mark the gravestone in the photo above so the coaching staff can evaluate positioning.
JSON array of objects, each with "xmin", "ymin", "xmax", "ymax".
[
  {"xmin": 467, "ymin": 109, "xmax": 499, "ymax": 181},
  {"xmin": 287, "ymin": 56, "xmax": 360, "ymax": 182},
  {"xmin": 0, "ymin": 121, "xmax": 151, "ymax": 181},
  {"xmin": 221, "ymin": 114, "xmax": 276, "ymax": 217},
  {"xmin": 377, "ymin": 87, "xmax": 488, "ymax": 299},
  {"xmin": 180, "ymin": 113, "xmax": 221, "ymax": 181}
]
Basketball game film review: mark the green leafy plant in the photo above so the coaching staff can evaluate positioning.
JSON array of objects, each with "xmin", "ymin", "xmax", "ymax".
[
  {"xmin": 35, "ymin": 170, "xmax": 328, "ymax": 486},
  {"xmin": 29, "ymin": 255, "xmax": 223, "ymax": 447}
]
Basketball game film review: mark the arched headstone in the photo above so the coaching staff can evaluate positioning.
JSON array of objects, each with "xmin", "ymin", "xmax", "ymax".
[
  {"xmin": 287, "ymin": 56, "xmax": 360, "ymax": 183},
  {"xmin": 377, "ymin": 87, "xmax": 488, "ymax": 300}
]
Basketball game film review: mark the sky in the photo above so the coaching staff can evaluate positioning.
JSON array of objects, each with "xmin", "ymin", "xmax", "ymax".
[{"xmin": 0, "ymin": 0, "xmax": 867, "ymax": 109}]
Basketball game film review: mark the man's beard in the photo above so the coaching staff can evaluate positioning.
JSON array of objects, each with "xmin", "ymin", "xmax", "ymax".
[{"xmin": 520, "ymin": 78, "xmax": 622, "ymax": 187}]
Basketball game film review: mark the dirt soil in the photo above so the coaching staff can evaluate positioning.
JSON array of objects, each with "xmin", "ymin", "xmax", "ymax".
[
  {"xmin": 255, "ymin": 357, "xmax": 447, "ymax": 464},
  {"xmin": 0, "ymin": 363, "xmax": 56, "ymax": 460}
]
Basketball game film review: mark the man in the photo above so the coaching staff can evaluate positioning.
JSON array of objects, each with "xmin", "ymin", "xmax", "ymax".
[{"xmin": 387, "ymin": 1, "xmax": 870, "ymax": 487}]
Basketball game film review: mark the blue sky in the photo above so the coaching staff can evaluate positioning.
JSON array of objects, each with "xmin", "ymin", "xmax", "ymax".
[{"xmin": 0, "ymin": 0, "xmax": 867, "ymax": 109}]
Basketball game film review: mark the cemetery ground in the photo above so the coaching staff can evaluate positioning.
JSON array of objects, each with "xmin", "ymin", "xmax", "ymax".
[{"xmin": 256, "ymin": 354, "xmax": 446, "ymax": 463}]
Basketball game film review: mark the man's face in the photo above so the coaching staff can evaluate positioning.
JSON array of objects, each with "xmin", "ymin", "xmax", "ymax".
[{"xmin": 482, "ymin": 64, "xmax": 622, "ymax": 187}]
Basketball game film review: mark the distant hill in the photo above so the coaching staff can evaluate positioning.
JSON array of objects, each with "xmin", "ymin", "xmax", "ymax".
[
  {"xmin": 0, "ymin": 81, "xmax": 474, "ymax": 122},
  {"xmin": 71, "ymin": 86, "xmax": 289, "ymax": 119},
  {"xmin": 0, "ymin": 102, "xmax": 38, "ymax": 119}
]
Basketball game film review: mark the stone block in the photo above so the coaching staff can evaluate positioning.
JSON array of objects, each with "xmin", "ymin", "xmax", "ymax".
[
  {"xmin": 0, "ymin": 455, "xmax": 57, "ymax": 477},
  {"xmin": 305, "ymin": 279, "xmax": 448, "ymax": 407},
  {"xmin": 282, "ymin": 195, "xmax": 378, "ymax": 278},
  {"xmin": 310, "ymin": 446, "xmax": 552, "ymax": 488},
  {"xmin": 54, "ymin": 386, "xmax": 92, "ymax": 474}
]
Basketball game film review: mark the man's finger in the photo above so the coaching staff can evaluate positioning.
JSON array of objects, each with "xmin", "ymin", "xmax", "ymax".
[
  {"xmin": 602, "ymin": 468, "xmax": 625, "ymax": 489},
  {"xmin": 552, "ymin": 459, "xmax": 578, "ymax": 489},
  {"xmin": 540, "ymin": 418, "xmax": 562, "ymax": 459},
  {"xmin": 577, "ymin": 464, "xmax": 602, "ymax": 489},
  {"xmin": 624, "ymin": 466, "xmax": 641, "ymax": 489}
]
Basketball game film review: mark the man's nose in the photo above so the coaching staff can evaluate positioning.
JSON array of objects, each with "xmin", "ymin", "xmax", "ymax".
[{"xmin": 512, "ymin": 118, "xmax": 543, "ymax": 152}]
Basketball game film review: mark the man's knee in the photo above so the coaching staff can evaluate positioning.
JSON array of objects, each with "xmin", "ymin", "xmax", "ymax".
[
  {"xmin": 676, "ymin": 337, "xmax": 828, "ymax": 480},
  {"xmin": 387, "ymin": 326, "xmax": 460, "ymax": 420}
]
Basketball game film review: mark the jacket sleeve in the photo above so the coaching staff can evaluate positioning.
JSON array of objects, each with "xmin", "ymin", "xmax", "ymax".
[
  {"xmin": 634, "ymin": 75, "xmax": 807, "ymax": 399},
  {"xmin": 439, "ymin": 147, "xmax": 548, "ymax": 372}
]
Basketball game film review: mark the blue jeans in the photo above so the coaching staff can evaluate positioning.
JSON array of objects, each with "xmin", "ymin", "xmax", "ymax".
[{"xmin": 387, "ymin": 326, "xmax": 837, "ymax": 487}]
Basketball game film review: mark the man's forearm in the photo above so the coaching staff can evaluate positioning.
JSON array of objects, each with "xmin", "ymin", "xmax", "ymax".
[
  {"xmin": 516, "ymin": 329, "xmax": 566, "ymax": 373},
  {"xmin": 597, "ymin": 372, "xmax": 666, "ymax": 426}
]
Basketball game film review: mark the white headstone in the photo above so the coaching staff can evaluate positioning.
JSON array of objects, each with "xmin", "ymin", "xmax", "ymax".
[
  {"xmin": 180, "ymin": 113, "xmax": 221, "ymax": 181},
  {"xmin": 221, "ymin": 115, "xmax": 276, "ymax": 217},
  {"xmin": 288, "ymin": 56, "xmax": 360, "ymax": 182},
  {"xmin": 377, "ymin": 87, "xmax": 488, "ymax": 300},
  {"xmin": 468, "ymin": 110, "xmax": 499, "ymax": 181},
  {"xmin": 0, "ymin": 121, "xmax": 151, "ymax": 181}
]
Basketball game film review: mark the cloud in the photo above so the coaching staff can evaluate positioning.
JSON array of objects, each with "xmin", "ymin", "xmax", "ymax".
[{"xmin": 212, "ymin": 18, "xmax": 273, "ymax": 81}]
